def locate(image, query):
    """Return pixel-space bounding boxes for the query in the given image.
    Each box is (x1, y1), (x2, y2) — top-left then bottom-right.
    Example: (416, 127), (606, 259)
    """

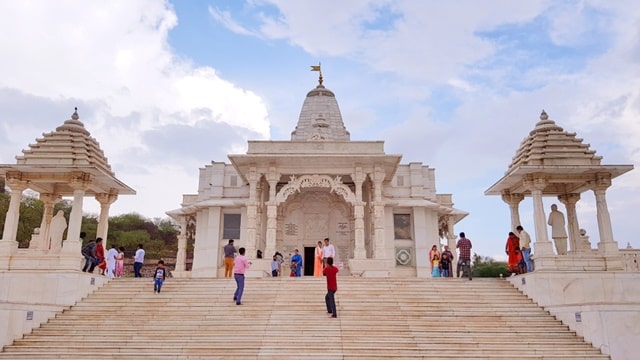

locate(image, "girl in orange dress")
(314, 241), (324, 277)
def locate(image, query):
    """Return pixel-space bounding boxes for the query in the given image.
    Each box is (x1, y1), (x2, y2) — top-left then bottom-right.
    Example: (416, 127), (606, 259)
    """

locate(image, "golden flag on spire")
(310, 65), (321, 71)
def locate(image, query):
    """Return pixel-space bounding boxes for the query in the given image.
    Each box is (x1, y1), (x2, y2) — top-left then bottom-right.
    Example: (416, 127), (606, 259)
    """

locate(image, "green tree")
(0, 193), (177, 257)
(471, 253), (508, 278)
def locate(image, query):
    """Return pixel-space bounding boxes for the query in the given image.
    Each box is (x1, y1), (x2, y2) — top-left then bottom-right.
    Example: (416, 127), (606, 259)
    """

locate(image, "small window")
(393, 214), (412, 239)
(223, 214), (241, 239)
(230, 175), (238, 187)
(397, 176), (404, 186)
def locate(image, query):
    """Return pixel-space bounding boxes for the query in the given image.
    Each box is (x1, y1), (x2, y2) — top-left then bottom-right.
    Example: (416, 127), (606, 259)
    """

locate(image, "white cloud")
(0, 0), (270, 217)
(208, 6), (257, 36)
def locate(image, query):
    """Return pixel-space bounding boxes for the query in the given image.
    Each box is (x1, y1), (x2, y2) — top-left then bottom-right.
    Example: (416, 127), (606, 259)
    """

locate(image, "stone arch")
(275, 174), (356, 205)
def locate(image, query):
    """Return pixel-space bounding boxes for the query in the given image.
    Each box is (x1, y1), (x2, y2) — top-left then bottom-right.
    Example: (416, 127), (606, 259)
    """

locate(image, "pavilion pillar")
(0, 174), (27, 269)
(353, 167), (366, 259)
(590, 174), (622, 270)
(31, 193), (60, 251)
(62, 173), (91, 255)
(372, 167), (387, 259)
(446, 215), (457, 265)
(558, 193), (581, 254)
(264, 168), (279, 258)
(501, 191), (524, 231)
(523, 176), (554, 256)
(174, 216), (188, 272)
(245, 168), (259, 257)
(95, 192), (118, 249)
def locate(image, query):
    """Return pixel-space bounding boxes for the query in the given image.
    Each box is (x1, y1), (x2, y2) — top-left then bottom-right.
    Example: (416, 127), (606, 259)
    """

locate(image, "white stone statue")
(547, 204), (568, 255)
(48, 210), (67, 254)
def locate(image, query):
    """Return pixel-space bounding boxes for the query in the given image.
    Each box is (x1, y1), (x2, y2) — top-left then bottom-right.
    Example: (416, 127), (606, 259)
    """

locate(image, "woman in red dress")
(505, 232), (520, 275)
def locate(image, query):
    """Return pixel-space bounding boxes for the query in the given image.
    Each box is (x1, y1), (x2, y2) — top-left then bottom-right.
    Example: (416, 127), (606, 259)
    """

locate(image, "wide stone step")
(0, 278), (608, 359)
(0, 355), (612, 360)
(1, 343), (605, 354)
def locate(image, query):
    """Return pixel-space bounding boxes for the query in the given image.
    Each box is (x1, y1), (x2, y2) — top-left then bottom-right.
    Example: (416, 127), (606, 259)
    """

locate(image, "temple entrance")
(277, 189), (355, 275)
(304, 247), (314, 276)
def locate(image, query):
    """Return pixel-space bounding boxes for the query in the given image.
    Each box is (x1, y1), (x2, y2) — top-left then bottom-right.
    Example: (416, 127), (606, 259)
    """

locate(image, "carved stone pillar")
(353, 167), (366, 259)
(590, 174), (622, 269)
(446, 215), (457, 265)
(62, 172), (91, 254)
(558, 193), (581, 254)
(175, 216), (188, 272)
(372, 167), (386, 259)
(31, 193), (60, 251)
(523, 176), (554, 256)
(264, 168), (279, 257)
(501, 191), (524, 231)
(1, 173), (27, 243)
(95, 192), (118, 249)
(265, 204), (277, 258)
(0, 173), (27, 269)
(245, 168), (259, 256)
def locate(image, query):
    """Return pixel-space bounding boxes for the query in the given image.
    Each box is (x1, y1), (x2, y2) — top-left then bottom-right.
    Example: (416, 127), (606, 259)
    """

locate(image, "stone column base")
(597, 241), (623, 271)
(57, 253), (84, 271)
(534, 241), (555, 256)
(0, 240), (19, 270)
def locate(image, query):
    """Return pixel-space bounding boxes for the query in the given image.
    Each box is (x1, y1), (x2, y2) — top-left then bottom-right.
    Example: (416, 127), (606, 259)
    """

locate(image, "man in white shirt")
(322, 237), (335, 269)
(106, 244), (118, 278)
(134, 244), (145, 277)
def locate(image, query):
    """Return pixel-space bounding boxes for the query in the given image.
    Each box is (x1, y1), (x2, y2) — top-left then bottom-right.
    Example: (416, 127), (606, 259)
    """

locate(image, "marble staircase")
(0, 277), (609, 359)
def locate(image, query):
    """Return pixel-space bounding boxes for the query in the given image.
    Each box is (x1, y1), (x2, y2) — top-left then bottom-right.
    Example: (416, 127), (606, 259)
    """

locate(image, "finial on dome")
(310, 62), (323, 85)
(72, 107), (79, 120)
(540, 110), (548, 121)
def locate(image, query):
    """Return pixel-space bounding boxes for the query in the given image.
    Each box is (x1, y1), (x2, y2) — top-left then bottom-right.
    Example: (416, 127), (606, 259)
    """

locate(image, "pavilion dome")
(507, 110), (602, 172)
(15, 108), (114, 176)
(290, 80), (351, 141)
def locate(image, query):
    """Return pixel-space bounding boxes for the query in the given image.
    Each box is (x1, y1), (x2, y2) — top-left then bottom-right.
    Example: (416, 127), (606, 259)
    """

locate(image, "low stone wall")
(509, 271), (640, 360)
(0, 270), (109, 348)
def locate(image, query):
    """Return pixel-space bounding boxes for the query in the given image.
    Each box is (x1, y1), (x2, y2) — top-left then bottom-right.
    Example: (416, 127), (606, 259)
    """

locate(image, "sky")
(1, 0), (639, 261)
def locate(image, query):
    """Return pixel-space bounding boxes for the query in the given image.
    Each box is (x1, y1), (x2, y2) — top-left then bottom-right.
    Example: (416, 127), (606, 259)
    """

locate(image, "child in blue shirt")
(153, 260), (167, 293)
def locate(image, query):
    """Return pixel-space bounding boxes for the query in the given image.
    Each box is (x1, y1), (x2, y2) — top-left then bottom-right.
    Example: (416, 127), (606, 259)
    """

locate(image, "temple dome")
(290, 82), (350, 141)
(507, 110), (602, 172)
(16, 108), (114, 176)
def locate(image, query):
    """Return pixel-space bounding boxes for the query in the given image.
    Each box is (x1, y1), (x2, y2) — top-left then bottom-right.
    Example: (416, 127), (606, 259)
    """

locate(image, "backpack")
(82, 241), (96, 256)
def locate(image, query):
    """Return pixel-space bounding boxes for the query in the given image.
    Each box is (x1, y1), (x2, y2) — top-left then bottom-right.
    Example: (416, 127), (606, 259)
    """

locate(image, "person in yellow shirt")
(516, 225), (532, 272)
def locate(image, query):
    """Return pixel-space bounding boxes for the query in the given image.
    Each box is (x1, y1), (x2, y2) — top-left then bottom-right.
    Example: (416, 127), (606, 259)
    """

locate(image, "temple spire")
(310, 63), (323, 86)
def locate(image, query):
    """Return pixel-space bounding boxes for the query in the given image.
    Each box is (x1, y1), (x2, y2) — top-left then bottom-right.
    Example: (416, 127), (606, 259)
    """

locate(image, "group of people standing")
(505, 225), (532, 275)
(81, 233), (146, 279)
(430, 232), (473, 280)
